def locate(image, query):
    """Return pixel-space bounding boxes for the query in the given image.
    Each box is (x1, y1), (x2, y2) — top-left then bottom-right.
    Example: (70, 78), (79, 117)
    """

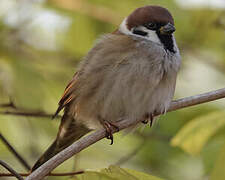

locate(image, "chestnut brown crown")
(127, 5), (174, 30)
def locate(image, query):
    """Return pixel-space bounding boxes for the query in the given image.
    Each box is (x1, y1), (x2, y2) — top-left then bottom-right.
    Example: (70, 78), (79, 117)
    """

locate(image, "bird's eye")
(145, 23), (157, 30)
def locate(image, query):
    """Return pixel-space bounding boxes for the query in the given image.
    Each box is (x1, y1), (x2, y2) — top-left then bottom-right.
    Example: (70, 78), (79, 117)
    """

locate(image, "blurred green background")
(0, 0), (225, 180)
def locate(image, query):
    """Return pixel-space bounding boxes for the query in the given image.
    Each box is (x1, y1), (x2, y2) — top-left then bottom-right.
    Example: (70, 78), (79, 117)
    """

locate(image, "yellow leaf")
(210, 143), (225, 180)
(73, 165), (163, 180)
(171, 111), (225, 155)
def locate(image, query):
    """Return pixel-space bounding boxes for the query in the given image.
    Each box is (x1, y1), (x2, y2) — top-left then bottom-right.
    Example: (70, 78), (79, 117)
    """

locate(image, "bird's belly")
(76, 73), (175, 130)
(149, 80), (174, 114)
(121, 81), (173, 120)
(100, 76), (174, 125)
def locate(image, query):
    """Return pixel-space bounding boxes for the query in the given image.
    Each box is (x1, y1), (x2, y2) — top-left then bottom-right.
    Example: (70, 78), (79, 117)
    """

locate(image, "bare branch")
(0, 133), (31, 170)
(167, 87), (225, 113)
(114, 140), (145, 166)
(0, 160), (24, 180)
(135, 131), (172, 141)
(26, 88), (225, 180)
(0, 102), (16, 108)
(0, 102), (60, 119)
(0, 111), (61, 118)
(115, 131), (172, 165)
(0, 100), (61, 118)
(50, 0), (122, 25)
(0, 171), (84, 177)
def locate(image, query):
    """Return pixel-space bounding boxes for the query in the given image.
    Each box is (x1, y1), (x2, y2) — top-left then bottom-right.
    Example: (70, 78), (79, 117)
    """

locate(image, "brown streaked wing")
(53, 72), (79, 119)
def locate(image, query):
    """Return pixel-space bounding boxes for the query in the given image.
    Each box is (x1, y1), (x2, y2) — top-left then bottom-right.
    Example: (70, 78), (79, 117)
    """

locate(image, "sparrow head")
(119, 5), (177, 53)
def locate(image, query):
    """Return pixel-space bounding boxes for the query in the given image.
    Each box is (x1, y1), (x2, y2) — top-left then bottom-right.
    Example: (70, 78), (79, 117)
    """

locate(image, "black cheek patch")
(133, 29), (148, 36)
(156, 32), (175, 53)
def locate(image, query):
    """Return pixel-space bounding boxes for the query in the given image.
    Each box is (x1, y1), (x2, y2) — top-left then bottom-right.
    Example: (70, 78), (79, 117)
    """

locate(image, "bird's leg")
(99, 117), (119, 145)
(142, 113), (150, 124)
(149, 113), (155, 127)
(142, 112), (155, 127)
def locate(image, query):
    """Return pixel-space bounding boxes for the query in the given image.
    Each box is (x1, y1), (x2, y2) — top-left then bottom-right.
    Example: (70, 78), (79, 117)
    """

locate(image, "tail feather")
(31, 114), (90, 171)
(31, 140), (59, 171)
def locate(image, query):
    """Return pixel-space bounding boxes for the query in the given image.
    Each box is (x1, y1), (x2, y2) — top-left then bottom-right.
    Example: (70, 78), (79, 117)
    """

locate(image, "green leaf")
(73, 165), (163, 180)
(210, 143), (225, 180)
(171, 111), (225, 155)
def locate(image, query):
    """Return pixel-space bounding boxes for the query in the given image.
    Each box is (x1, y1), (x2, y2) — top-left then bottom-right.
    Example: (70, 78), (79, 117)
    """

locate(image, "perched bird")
(32, 5), (181, 171)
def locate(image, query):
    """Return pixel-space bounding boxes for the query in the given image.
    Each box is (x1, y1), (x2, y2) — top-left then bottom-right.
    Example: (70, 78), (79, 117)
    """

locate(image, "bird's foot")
(100, 119), (119, 145)
(142, 113), (155, 127)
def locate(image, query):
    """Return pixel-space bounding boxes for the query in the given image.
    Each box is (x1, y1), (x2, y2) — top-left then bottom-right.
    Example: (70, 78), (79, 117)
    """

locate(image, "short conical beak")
(160, 23), (176, 35)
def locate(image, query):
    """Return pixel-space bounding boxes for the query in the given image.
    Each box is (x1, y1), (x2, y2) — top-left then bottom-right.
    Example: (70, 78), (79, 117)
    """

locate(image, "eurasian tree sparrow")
(32, 5), (181, 171)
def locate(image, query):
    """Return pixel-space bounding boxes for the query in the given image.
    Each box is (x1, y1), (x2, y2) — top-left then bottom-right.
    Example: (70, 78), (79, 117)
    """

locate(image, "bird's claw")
(100, 119), (119, 145)
(142, 113), (155, 127)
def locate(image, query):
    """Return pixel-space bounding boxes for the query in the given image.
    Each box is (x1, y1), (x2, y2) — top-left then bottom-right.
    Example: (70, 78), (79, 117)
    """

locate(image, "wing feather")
(53, 72), (79, 119)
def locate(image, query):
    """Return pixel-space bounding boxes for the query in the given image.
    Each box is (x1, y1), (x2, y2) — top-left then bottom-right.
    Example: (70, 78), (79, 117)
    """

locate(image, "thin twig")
(0, 111), (61, 118)
(0, 101), (61, 118)
(26, 88), (225, 180)
(0, 133), (31, 170)
(0, 160), (24, 180)
(114, 140), (145, 165)
(0, 171), (84, 177)
(135, 131), (172, 141)
(0, 100), (60, 118)
(115, 132), (172, 165)
(0, 102), (16, 108)
(50, 0), (122, 25)
(167, 88), (225, 113)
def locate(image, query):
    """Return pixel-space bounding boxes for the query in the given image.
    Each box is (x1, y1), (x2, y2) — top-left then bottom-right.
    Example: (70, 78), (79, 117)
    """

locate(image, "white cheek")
(119, 18), (161, 44)
(119, 18), (131, 35)
(137, 26), (161, 44)
(146, 30), (161, 44)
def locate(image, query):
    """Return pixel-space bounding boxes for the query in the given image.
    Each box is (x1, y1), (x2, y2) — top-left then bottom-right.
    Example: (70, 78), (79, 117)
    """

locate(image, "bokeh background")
(0, 0), (225, 180)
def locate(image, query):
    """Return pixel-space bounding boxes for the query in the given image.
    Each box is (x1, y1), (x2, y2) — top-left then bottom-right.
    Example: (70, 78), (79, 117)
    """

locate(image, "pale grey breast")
(72, 34), (181, 129)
